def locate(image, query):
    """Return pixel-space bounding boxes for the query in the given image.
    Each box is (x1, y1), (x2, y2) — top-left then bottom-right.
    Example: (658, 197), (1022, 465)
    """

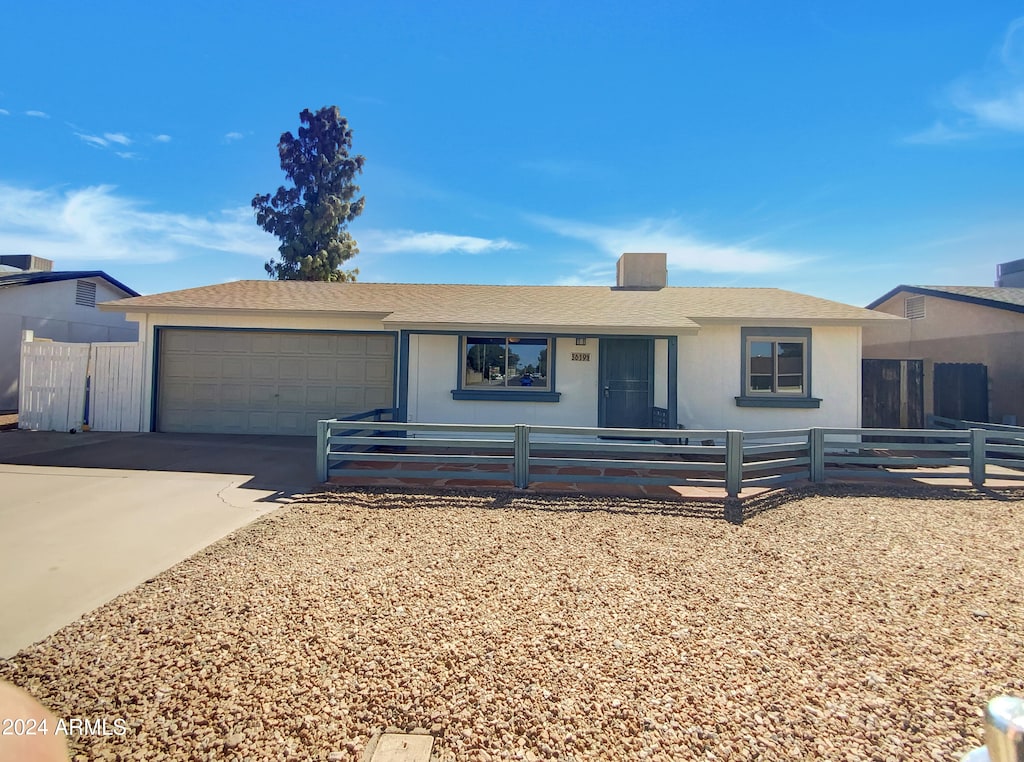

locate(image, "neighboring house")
(864, 260), (1024, 425)
(0, 255), (140, 411)
(100, 252), (898, 436)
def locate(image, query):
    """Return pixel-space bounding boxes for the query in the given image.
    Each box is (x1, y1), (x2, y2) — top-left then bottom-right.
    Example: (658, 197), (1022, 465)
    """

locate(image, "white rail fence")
(19, 331), (146, 432)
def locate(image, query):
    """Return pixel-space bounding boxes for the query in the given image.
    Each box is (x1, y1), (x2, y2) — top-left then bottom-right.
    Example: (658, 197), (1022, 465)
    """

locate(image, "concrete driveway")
(0, 430), (318, 657)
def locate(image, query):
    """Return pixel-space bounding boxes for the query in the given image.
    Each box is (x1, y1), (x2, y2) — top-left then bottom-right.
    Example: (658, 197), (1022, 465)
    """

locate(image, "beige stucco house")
(100, 253), (897, 436)
(864, 283), (1024, 425)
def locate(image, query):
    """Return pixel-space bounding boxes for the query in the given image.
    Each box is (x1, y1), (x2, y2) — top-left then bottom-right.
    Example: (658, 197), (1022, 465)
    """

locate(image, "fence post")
(316, 420), (330, 482)
(809, 428), (825, 483)
(969, 428), (986, 488)
(725, 430), (743, 498)
(514, 424), (530, 489)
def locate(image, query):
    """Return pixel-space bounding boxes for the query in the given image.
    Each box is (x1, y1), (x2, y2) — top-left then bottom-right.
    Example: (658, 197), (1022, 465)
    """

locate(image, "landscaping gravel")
(2, 486), (1022, 761)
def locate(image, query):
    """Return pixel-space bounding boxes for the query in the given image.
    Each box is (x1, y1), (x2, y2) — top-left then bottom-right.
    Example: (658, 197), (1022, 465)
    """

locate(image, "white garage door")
(156, 329), (395, 435)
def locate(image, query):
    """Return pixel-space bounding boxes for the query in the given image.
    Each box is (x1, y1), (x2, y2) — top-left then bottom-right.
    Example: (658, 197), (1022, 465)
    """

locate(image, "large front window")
(463, 336), (550, 390)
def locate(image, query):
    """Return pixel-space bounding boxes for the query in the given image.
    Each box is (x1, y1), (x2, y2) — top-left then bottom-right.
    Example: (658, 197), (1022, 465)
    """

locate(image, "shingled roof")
(867, 285), (1024, 314)
(102, 280), (897, 332)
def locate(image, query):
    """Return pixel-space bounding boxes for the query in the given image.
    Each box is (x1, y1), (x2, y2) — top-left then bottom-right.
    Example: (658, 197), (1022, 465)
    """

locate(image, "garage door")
(156, 329), (394, 435)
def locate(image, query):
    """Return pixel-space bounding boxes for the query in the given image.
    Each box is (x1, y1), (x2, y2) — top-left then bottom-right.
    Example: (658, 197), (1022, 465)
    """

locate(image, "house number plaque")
(571, 352), (591, 361)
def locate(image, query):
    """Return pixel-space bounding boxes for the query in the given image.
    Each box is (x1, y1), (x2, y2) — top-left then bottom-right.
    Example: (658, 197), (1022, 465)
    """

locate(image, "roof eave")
(98, 303), (393, 320)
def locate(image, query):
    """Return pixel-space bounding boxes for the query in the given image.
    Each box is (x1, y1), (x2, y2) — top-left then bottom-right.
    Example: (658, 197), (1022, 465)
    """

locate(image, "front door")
(599, 338), (653, 428)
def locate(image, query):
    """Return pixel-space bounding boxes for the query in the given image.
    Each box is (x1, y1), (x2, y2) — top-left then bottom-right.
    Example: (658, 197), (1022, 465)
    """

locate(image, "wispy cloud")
(528, 215), (807, 274)
(0, 184), (277, 264)
(104, 132), (131, 145)
(25, 110), (49, 118)
(224, 131), (245, 142)
(903, 120), (973, 145)
(115, 152), (138, 160)
(909, 16), (1024, 142)
(75, 132), (109, 148)
(0, 109), (9, 116)
(358, 229), (520, 255)
(153, 134), (172, 143)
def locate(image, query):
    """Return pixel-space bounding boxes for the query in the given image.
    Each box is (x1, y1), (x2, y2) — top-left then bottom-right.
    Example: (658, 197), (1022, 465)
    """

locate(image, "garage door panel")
(221, 357), (248, 379)
(221, 384), (250, 405)
(366, 336), (393, 356)
(193, 384), (220, 404)
(278, 360), (305, 380)
(191, 357), (222, 379)
(250, 333), (281, 353)
(249, 358), (277, 380)
(305, 386), (333, 406)
(334, 361), (365, 383)
(365, 360), (392, 383)
(307, 359), (335, 381)
(338, 335), (375, 356)
(158, 329), (394, 435)
(249, 385), (277, 405)
(307, 335), (336, 354)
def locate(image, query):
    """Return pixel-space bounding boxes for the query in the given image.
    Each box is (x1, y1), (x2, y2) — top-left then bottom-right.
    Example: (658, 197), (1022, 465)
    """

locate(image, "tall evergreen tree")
(253, 106), (366, 281)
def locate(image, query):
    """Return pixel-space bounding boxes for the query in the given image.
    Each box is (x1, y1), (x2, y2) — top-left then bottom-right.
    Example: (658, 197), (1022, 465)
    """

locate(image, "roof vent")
(0, 255), (54, 272)
(615, 252), (667, 290)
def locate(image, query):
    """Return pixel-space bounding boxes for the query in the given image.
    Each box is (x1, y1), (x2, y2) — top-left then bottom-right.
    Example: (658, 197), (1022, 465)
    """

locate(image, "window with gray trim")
(463, 336), (550, 390)
(747, 337), (806, 394)
(736, 327), (820, 408)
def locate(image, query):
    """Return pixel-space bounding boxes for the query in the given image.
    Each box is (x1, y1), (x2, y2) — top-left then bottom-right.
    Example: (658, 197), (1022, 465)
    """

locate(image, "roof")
(0, 270), (140, 297)
(866, 285), (1024, 315)
(101, 280), (897, 332)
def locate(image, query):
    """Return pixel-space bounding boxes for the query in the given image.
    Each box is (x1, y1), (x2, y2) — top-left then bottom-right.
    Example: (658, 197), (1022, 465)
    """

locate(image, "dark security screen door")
(600, 339), (653, 428)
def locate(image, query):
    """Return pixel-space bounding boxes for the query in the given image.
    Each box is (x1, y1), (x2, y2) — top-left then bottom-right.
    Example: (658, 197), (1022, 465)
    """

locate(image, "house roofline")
(98, 303), (392, 320)
(0, 270), (140, 297)
(866, 285), (1024, 315)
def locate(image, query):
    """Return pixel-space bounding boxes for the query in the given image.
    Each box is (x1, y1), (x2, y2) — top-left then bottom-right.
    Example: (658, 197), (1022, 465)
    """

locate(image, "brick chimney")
(615, 252), (667, 290)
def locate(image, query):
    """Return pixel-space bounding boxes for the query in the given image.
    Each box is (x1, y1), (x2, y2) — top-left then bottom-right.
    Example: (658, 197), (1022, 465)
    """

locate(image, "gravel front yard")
(2, 487), (1022, 761)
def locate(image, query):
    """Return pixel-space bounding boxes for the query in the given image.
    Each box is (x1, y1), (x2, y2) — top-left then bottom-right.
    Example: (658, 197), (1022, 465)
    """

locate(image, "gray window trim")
(453, 334), (561, 403)
(735, 327), (821, 409)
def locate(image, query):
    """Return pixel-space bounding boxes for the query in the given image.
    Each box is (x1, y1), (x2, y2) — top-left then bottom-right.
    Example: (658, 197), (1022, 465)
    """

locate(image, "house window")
(464, 336), (550, 390)
(453, 335), (561, 402)
(736, 328), (821, 408)
(75, 280), (97, 307)
(905, 295), (925, 319)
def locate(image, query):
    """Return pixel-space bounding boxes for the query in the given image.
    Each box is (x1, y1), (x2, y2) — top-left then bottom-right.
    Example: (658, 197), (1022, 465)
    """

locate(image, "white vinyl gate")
(19, 331), (146, 432)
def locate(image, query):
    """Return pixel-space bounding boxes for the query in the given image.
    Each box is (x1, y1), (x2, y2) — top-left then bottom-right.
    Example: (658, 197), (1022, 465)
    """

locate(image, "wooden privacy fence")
(318, 412), (1024, 509)
(19, 331), (145, 432)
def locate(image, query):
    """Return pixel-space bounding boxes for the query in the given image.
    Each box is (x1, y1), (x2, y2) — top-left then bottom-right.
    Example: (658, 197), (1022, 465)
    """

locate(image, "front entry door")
(600, 338), (653, 428)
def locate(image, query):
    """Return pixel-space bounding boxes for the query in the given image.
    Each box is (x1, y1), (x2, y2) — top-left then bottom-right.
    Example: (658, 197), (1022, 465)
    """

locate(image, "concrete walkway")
(0, 431), (317, 658)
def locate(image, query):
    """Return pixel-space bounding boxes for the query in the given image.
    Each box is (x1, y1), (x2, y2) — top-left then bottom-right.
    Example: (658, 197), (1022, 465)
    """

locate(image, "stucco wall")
(0, 279), (138, 410)
(406, 334), (601, 426)
(863, 292), (1024, 423)
(676, 324), (862, 431)
(125, 313), (865, 432)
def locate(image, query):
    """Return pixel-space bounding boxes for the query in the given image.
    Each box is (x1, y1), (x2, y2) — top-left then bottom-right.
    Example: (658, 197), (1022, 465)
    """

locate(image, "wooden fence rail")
(319, 416), (1024, 514)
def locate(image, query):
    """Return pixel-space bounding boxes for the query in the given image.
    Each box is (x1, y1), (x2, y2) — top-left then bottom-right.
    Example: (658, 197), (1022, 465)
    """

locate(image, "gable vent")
(75, 280), (97, 307)
(904, 295), (925, 320)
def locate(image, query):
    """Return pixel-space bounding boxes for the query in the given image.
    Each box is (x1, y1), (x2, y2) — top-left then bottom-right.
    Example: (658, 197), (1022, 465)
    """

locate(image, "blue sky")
(1, 2), (1023, 306)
